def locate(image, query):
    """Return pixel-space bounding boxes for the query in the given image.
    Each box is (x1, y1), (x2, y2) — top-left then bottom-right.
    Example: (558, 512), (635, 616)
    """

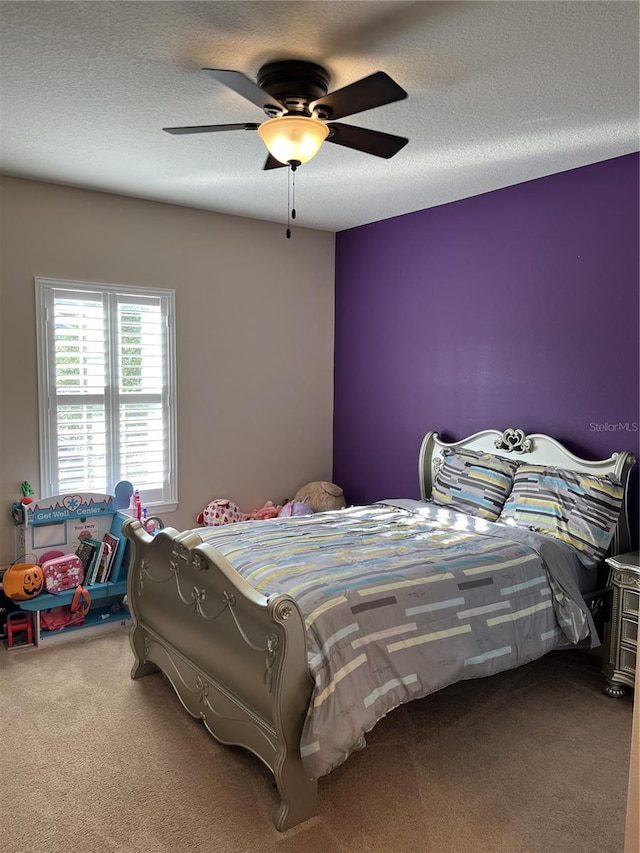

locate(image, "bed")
(122, 427), (635, 830)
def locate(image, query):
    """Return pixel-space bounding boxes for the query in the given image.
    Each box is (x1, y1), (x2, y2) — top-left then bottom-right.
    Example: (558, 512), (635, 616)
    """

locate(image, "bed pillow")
(431, 448), (520, 521)
(499, 464), (623, 568)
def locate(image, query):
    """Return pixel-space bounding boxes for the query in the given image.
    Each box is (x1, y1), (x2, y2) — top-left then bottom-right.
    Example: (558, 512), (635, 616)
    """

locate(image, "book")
(91, 545), (105, 585)
(82, 538), (104, 585)
(100, 533), (119, 582)
(96, 541), (113, 583)
(75, 539), (98, 575)
(107, 514), (129, 583)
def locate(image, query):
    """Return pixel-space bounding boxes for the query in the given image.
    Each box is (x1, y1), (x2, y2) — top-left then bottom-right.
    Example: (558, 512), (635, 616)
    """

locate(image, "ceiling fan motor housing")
(257, 60), (331, 117)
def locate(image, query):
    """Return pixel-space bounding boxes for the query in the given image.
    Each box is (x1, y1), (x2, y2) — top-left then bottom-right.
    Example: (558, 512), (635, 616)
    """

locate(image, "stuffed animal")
(292, 481), (346, 513)
(197, 499), (242, 527)
(278, 500), (313, 518)
(243, 501), (282, 521)
(197, 499), (284, 526)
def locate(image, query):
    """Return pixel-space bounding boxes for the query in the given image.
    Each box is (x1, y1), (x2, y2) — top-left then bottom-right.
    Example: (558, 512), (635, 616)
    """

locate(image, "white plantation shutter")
(52, 290), (108, 493)
(36, 279), (177, 509)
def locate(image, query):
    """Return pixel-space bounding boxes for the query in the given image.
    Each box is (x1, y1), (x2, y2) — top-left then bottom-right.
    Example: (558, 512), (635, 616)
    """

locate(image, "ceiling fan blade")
(202, 68), (284, 114)
(263, 153), (287, 170)
(311, 72), (407, 121)
(326, 123), (408, 159)
(163, 123), (260, 135)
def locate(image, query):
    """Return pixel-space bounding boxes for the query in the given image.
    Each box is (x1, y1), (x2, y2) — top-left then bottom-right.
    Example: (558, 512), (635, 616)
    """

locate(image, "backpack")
(40, 586), (91, 631)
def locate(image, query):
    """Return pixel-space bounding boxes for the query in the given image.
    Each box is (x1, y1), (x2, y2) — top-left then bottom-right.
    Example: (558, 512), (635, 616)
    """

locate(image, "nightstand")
(603, 551), (639, 697)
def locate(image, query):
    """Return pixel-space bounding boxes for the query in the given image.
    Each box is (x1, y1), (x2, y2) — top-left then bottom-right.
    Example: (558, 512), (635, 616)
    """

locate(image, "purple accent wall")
(334, 153), (639, 544)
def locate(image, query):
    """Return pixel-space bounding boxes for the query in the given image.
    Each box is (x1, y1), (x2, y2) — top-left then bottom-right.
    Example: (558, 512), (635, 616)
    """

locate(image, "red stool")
(6, 611), (33, 648)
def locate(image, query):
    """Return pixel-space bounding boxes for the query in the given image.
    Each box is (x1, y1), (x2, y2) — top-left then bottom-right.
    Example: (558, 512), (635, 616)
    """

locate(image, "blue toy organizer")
(11, 489), (132, 646)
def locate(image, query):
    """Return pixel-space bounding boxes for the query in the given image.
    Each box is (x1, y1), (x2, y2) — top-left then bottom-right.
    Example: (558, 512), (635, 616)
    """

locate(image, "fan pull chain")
(286, 165), (291, 239)
(286, 161), (299, 239)
(292, 166), (297, 221)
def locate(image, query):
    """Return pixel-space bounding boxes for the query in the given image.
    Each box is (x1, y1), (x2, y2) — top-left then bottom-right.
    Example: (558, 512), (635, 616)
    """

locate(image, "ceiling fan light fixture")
(257, 115), (329, 165)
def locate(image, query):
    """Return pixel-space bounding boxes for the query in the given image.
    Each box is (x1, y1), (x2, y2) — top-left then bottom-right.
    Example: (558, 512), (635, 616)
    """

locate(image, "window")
(35, 278), (177, 511)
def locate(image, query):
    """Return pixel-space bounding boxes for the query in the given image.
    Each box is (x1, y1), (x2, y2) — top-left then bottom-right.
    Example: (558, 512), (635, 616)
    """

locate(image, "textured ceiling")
(1, 1), (638, 232)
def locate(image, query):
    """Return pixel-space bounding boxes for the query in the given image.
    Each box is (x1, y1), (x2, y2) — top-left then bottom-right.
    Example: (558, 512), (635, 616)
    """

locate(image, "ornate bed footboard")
(123, 519), (317, 831)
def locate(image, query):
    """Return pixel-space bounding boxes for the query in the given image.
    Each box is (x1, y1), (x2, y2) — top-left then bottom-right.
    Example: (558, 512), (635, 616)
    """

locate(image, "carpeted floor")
(0, 627), (633, 853)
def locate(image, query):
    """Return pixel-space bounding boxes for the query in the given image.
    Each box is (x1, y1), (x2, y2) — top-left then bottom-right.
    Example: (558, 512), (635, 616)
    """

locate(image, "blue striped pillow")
(499, 465), (623, 568)
(431, 448), (520, 521)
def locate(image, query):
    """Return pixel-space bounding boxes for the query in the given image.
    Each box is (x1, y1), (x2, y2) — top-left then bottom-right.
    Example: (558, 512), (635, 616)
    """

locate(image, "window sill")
(120, 501), (178, 517)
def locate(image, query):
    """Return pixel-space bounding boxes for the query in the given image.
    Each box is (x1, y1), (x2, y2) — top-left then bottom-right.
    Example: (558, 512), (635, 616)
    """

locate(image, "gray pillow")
(432, 448), (520, 521)
(499, 464), (623, 568)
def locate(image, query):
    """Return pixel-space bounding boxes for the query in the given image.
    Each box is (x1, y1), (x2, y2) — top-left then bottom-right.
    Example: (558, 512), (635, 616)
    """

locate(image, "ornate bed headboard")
(418, 427), (636, 557)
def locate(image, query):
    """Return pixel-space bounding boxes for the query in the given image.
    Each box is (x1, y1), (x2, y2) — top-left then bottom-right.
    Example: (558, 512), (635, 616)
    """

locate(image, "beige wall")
(0, 177), (335, 566)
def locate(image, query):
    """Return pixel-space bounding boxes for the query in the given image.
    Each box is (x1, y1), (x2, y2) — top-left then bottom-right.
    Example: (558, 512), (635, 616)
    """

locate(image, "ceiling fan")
(163, 60), (409, 169)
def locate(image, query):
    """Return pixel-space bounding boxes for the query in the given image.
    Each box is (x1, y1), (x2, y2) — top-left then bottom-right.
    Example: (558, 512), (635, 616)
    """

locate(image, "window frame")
(35, 277), (178, 512)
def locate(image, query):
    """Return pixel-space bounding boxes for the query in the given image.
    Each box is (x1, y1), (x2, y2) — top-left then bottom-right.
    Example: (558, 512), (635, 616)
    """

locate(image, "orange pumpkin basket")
(2, 563), (45, 601)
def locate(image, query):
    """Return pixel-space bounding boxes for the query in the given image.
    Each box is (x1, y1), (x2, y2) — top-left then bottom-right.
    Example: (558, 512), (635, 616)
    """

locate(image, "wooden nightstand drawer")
(622, 589), (639, 617)
(604, 552), (640, 697)
(621, 618), (638, 646)
(620, 645), (637, 676)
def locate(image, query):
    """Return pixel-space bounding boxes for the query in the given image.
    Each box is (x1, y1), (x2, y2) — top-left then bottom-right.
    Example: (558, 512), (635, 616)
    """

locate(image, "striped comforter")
(199, 500), (596, 779)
